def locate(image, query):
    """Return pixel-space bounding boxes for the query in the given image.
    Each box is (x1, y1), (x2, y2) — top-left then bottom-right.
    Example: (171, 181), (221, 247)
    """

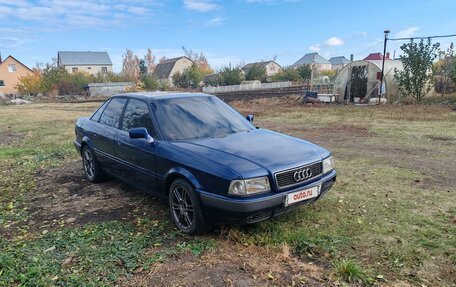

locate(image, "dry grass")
(0, 100), (455, 286)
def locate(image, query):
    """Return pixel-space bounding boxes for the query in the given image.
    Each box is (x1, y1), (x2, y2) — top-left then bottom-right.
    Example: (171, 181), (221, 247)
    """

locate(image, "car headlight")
(322, 156), (334, 174)
(228, 176), (271, 196)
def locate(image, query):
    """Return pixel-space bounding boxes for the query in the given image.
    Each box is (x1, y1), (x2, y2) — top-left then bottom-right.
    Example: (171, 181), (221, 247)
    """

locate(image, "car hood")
(171, 129), (328, 178)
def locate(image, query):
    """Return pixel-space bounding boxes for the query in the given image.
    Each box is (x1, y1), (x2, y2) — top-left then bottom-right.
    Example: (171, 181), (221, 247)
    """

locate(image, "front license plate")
(285, 185), (320, 207)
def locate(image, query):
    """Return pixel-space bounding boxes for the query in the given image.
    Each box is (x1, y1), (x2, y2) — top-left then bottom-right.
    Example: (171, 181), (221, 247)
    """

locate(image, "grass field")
(0, 98), (455, 286)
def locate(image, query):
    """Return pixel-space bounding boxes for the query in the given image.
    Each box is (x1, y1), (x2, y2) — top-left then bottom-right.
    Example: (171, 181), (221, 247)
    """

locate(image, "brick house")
(0, 55), (33, 97)
(57, 51), (113, 75)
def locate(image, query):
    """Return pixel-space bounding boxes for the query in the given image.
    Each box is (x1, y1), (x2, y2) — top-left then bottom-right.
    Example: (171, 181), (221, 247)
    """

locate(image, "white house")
(57, 51), (113, 75)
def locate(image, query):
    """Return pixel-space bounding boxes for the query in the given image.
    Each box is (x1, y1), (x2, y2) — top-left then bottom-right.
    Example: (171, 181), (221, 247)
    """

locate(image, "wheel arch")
(163, 167), (202, 197)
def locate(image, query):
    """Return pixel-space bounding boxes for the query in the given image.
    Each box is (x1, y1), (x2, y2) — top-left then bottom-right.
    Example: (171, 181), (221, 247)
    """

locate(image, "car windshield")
(153, 96), (253, 141)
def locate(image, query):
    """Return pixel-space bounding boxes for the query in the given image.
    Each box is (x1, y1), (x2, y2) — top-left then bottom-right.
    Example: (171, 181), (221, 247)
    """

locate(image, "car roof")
(111, 92), (214, 102)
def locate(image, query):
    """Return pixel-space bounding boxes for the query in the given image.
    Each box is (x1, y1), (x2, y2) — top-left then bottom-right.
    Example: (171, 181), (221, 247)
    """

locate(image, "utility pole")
(379, 30), (390, 104)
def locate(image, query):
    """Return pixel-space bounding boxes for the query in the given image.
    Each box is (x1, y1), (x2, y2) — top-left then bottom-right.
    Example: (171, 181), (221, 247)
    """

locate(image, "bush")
(141, 74), (159, 90)
(16, 72), (43, 97)
(271, 67), (301, 82)
(219, 66), (244, 85)
(245, 64), (266, 81)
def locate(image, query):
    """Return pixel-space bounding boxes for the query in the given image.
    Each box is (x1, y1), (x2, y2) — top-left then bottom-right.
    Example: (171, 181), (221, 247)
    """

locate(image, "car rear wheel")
(82, 146), (105, 183)
(169, 179), (210, 235)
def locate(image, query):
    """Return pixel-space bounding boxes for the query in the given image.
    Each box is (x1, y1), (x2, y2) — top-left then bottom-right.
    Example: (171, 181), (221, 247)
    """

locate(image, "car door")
(92, 98), (127, 173)
(115, 98), (158, 192)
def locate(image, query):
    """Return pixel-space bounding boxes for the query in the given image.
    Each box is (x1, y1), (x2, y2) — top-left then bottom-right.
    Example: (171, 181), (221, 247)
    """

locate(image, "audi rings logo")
(293, 168), (312, 182)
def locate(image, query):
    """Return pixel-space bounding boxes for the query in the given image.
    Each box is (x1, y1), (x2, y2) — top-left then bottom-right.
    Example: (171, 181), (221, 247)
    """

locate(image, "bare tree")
(182, 46), (213, 75)
(158, 56), (168, 64)
(144, 48), (156, 74)
(122, 49), (140, 81)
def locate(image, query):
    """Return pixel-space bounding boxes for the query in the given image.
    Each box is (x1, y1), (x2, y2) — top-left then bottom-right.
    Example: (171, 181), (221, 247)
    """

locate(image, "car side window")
(99, 98), (127, 128)
(121, 99), (155, 135)
(90, 100), (110, 122)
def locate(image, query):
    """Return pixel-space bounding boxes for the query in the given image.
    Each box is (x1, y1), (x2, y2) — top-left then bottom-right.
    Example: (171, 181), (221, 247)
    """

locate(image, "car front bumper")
(198, 170), (336, 224)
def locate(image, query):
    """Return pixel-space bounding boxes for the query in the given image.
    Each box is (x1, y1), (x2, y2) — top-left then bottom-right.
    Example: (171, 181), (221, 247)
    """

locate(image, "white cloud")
(0, 1), (158, 29)
(309, 44), (320, 52)
(184, 0), (218, 12)
(206, 16), (224, 26)
(324, 37), (344, 47)
(394, 27), (419, 38)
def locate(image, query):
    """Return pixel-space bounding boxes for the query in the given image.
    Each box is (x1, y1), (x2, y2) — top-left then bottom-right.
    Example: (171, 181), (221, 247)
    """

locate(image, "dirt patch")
(25, 161), (166, 233)
(124, 241), (330, 287)
(0, 131), (23, 146)
(425, 135), (455, 142)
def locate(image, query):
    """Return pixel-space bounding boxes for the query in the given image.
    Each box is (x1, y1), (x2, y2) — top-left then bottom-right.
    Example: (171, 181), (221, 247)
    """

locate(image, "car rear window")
(99, 98), (126, 128)
(121, 99), (155, 135)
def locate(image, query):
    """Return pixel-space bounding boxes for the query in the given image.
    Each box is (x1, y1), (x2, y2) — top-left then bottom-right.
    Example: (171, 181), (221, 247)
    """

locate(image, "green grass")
(1, 101), (455, 286)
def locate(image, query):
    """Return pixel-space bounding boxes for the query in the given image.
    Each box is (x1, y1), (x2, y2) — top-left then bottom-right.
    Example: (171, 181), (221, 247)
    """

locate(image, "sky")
(1, 0), (456, 72)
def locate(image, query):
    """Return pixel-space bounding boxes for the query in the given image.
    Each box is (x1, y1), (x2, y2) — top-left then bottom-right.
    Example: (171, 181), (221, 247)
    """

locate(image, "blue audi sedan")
(74, 92), (336, 234)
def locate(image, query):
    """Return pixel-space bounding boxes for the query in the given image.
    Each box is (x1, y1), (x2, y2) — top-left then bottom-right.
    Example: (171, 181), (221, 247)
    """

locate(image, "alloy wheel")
(171, 186), (194, 230)
(83, 149), (95, 180)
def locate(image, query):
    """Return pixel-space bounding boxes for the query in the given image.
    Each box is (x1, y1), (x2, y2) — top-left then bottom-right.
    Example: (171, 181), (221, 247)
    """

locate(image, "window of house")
(99, 98), (127, 128)
(72, 67), (78, 73)
(0, 80), (4, 86)
(101, 67), (107, 73)
(121, 99), (155, 135)
(8, 64), (17, 72)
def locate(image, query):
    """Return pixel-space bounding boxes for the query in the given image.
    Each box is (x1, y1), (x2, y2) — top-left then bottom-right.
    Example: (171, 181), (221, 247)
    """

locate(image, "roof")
(363, 53), (390, 61)
(292, 53), (330, 67)
(242, 61), (279, 73)
(112, 92), (211, 102)
(328, 56), (351, 65)
(154, 56), (192, 79)
(0, 55), (33, 72)
(58, 51), (112, 66)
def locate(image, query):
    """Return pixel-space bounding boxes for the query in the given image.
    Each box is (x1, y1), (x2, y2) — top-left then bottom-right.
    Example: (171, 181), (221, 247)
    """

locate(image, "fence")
(87, 82), (134, 97)
(203, 81), (292, 94)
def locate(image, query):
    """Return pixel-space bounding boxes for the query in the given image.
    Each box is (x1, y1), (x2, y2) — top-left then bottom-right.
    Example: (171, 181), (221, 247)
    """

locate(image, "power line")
(353, 40), (384, 57)
(388, 33), (456, 41)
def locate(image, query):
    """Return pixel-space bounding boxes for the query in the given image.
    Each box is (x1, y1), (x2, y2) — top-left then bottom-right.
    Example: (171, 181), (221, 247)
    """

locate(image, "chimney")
(350, 54), (354, 62)
(0, 52), (2, 64)
(386, 52), (390, 60)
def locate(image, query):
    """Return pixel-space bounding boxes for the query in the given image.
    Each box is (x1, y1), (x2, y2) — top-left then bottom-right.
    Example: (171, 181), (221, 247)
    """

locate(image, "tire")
(169, 179), (211, 235)
(81, 145), (106, 183)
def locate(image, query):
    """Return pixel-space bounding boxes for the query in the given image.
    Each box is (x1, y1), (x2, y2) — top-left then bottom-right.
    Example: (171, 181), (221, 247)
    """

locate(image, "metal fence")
(87, 82), (134, 97)
(203, 81), (292, 94)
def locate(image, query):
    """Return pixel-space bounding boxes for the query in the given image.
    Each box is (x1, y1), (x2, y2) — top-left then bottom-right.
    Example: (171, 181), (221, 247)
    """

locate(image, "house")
(328, 56), (351, 71)
(0, 54), (33, 96)
(292, 53), (331, 71)
(242, 61), (282, 77)
(154, 56), (193, 85)
(363, 52), (390, 61)
(57, 51), (113, 75)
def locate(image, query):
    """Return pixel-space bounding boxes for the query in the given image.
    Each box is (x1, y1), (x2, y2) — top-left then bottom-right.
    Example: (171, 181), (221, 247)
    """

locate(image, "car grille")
(275, 162), (322, 189)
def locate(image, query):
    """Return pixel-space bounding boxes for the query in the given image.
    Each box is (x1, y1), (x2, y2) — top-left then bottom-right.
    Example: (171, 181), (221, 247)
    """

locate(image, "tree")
(245, 64), (266, 81)
(16, 71), (43, 96)
(271, 67), (301, 82)
(139, 59), (147, 75)
(297, 65), (311, 80)
(122, 49), (140, 81)
(182, 46), (214, 76)
(41, 66), (71, 93)
(141, 74), (159, 90)
(219, 65), (244, 85)
(434, 43), (456, 95)
(172, 64), (202, 88)
(394, 39), (440, 102)
(144, 48), (156, 74)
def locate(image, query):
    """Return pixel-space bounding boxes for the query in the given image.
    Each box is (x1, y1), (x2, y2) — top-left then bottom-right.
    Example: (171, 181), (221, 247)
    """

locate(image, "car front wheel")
(169, 179), (210, 235)
(82, 146), (105, 183)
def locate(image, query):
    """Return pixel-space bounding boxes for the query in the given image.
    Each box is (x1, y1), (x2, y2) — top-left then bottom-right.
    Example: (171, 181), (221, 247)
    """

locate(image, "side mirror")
(129, 127), (154, 143)
(246, 114), (254, 123)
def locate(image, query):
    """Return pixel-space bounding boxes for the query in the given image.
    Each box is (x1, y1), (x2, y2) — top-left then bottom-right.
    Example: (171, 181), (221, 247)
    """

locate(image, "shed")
(333, 59), (403, 103)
